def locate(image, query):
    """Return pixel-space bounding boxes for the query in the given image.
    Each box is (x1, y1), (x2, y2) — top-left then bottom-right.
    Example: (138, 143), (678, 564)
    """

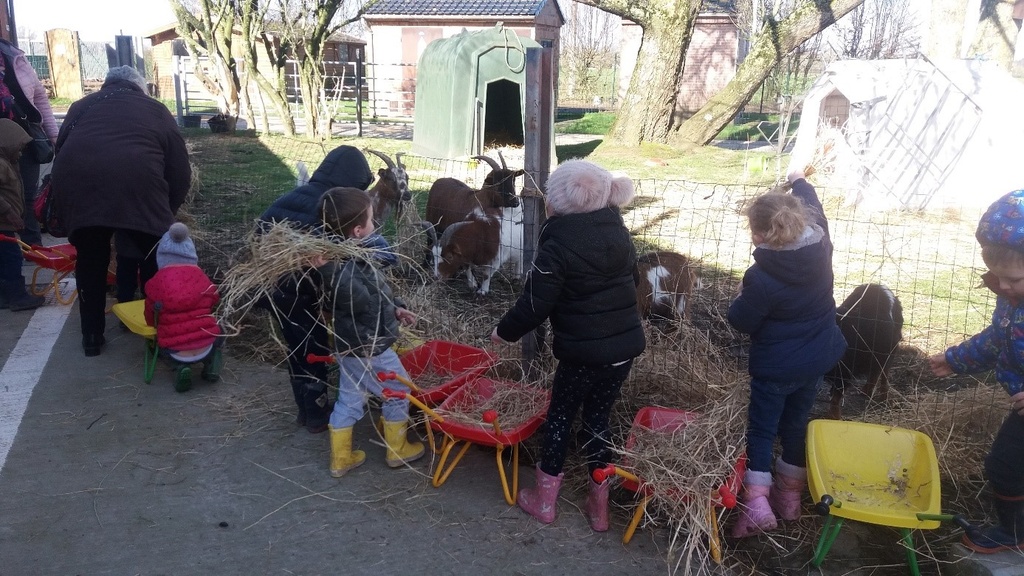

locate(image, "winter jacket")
(51, 78), (191, 238)
(727, 179), (847, 380)
(0, 40), (58, 142)
(319, 254), (405, 358)
(145, 264), (221, 352)
(259, 145), (374, 230)
(495, 207), (646, 366)
(0, 119), (29, 231)
(944, 273), (1024, 396)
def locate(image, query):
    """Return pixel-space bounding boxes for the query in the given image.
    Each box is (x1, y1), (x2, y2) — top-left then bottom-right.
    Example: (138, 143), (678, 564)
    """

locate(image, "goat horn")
(497, 150), (507, 169)
(365, 149), (395, 170)
(395, 152), (406, 169)
(472, 155), (501, 171)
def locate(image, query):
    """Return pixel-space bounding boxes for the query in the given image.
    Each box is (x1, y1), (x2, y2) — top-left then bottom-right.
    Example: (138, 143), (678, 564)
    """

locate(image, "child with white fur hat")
(144, 222), (223, 391)
(490, 159), (646, 530)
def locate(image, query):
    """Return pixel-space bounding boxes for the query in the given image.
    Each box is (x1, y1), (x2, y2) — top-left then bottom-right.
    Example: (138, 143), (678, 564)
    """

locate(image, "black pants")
(18, 158), (41, 246)
(986, 410), (1024, 497)
(539, 359), (633, 477)
(70, 227), (159, 336)
(268, 277), (332, 427)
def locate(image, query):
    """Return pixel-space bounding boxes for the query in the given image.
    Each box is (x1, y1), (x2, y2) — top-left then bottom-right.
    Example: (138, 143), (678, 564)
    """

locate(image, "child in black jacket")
(491, 160), (646, 530)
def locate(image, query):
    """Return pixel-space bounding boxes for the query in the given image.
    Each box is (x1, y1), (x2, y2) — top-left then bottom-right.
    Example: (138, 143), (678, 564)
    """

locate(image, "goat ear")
(378, 168), (388, 177)
(515, 169), (525, 177)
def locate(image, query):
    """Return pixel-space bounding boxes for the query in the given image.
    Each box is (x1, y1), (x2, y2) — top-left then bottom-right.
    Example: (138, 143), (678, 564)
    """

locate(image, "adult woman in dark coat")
(53, 66), (192, 356)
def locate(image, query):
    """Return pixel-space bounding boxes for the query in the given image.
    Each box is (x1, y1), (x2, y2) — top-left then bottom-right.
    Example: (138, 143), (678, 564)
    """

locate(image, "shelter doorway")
(483, 79), (524, 148)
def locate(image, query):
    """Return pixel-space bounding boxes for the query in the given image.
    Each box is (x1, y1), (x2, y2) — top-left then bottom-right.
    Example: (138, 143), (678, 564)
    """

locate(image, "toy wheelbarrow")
(807, 419), (973, 576)
(0, 235), (78, 304)
(590, 406), (746, 564)
(382, 376), (550, 506)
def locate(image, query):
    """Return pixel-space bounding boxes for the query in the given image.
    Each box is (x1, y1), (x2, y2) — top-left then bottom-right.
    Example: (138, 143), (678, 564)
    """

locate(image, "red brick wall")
(676, 15), (738, 113)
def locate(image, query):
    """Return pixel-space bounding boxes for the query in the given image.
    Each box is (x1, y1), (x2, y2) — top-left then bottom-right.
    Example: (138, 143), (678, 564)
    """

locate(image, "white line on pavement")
(0, 282), (74, 473)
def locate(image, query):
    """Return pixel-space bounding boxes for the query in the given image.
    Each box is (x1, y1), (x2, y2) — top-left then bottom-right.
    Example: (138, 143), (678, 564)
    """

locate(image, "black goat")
(826, 283), (904, 419)
(365, 149), (410, 227)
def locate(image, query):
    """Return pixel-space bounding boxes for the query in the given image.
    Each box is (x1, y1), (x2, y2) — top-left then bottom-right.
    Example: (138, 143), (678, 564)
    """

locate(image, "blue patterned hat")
(977, 190), (1024, 247)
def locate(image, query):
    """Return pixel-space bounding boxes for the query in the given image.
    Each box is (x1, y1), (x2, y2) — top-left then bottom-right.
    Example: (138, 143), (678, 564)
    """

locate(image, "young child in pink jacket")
(145, 222), (223, 391)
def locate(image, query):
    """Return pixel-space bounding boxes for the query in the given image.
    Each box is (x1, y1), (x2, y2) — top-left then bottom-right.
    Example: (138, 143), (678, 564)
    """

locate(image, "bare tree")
(830, 0), (921, 59)
(578, 0), (865, 147)
(561, 1), (619, 104)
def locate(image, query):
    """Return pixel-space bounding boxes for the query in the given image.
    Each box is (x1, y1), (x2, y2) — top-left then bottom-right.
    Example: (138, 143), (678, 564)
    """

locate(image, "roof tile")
(365, 0), (549, 16)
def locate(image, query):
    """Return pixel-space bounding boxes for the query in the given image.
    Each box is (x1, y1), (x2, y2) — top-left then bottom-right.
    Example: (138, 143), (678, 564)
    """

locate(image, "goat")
(435, 206), (523, 296)
(635, 251), (702, 329)
(826, 283), (904, 419)
(365, 149), (410, 227)
(424, 152), (523, 236)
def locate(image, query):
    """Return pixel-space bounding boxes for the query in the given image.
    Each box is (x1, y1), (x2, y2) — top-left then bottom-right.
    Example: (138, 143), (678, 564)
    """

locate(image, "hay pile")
(436, 383), (548, 429)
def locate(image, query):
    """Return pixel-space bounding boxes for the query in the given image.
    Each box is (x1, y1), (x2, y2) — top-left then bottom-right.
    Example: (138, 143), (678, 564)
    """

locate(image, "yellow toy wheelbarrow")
(807, 419), (973, 576)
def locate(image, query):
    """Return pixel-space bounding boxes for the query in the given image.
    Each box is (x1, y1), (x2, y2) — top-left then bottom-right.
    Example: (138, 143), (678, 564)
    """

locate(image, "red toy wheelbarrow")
(592, 406), (746, 564)
(0, 236), (78, 304)
(383, 375), (550, 505)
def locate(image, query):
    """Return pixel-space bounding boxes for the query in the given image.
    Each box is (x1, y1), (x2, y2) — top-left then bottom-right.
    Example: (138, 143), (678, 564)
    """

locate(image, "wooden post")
(172, 55), (184, 124)
(355, 48), (364, 138)
(520, 44), (554, 379)
(44, 29), (84, 100)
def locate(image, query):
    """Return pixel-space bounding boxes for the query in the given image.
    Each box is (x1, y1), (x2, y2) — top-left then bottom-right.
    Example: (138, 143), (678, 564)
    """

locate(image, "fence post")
(172, 55), (184, 124)
(521, 43), (554, 379)
(355, 48), (363, 138)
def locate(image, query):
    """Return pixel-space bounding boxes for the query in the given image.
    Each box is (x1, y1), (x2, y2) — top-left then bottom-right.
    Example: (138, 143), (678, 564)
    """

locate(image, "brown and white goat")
(635, 251), (702, 328)
(435, 206), (523, 296)
(424, 152), (523, 235)
(826, 283), (904, 419)
(365, 149), (410, 227)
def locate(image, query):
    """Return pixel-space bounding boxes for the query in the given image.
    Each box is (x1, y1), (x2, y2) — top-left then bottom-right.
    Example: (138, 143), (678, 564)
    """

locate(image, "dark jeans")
(745, 375), (822, 473)
(268, 277), (332, 427)
(70, 227), (159, 336)
(19, 158), (41, 246)
(986, 410), (1024, 497)
(0, 230), (23, 282)
(539, 359), (633, 477)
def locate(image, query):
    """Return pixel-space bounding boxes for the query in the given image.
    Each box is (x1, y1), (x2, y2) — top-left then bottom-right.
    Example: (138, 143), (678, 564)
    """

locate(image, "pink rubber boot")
(731, 472), (777, 538)
(769, 457), (807, 521)
(518, 466), (563, 524)
(585, 477), (610, 532)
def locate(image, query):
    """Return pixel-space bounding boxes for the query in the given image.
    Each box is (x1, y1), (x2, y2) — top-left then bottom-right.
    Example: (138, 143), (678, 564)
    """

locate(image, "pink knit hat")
(545, 160), (635, 215)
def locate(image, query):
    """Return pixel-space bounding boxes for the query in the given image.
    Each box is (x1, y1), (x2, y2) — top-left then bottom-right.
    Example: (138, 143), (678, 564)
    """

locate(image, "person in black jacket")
(727, 170), (846, 538)
(53, 66), (191, 356)
(491, 159), (645, 531)
(258, 145), (392, 434)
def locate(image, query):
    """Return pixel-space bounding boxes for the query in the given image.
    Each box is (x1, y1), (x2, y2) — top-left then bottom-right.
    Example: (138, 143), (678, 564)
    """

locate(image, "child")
(317, 187), (423, 477)
(0, 118), (43, 311)
(258, 145), (386, 434)
(929, 188), (1024, 553)
(490, 160), (645, 530)
(727, 170), (846, 537)
(144, 222), (223, 391)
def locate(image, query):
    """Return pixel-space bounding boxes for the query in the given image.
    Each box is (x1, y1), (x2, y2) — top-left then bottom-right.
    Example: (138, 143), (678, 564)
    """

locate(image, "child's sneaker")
(174, 365), (193, 392)
(201, 348), (223, 382)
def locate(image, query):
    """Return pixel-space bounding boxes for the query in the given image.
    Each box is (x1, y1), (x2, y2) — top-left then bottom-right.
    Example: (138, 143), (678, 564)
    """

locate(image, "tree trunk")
(674, 0), (866, 147)
(606, 4), (700, 145)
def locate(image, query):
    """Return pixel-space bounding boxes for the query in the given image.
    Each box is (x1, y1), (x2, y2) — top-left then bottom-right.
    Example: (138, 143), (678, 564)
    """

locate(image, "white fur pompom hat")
(156, 222), (197, 268)
(545, 159), (635, 216)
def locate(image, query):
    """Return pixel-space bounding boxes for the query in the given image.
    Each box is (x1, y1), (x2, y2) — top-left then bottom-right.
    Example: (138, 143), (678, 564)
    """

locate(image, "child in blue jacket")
(727, 170), (846, 537)
(929, 188), (1024, 553)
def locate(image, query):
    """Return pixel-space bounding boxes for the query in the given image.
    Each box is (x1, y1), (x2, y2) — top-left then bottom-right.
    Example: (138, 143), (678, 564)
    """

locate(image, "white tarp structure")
(788, 57), (1024, 210)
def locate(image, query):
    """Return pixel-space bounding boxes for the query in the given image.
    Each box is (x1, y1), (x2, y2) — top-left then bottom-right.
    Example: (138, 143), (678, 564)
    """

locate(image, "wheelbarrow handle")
(381, 388), (442, 422)
(592, 464), (639, 484)
(814, 494), (839, 516)
(482, 409), (501, 436)
(376, 371), (421, 392)
(916, 513), (975, 531)
(306, 353), (335, 364)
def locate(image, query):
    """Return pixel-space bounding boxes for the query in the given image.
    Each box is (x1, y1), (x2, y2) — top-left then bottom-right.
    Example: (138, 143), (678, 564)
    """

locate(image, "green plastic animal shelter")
(412, 24), (554, 159)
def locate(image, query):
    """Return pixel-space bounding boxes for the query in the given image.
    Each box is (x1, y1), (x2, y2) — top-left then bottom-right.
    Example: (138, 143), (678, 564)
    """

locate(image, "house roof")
(364, 0), (553, 17)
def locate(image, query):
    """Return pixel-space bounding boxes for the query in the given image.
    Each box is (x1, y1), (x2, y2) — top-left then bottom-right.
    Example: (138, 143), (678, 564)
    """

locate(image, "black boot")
(962, 493), (1024, 553)
(82, 333), (106, 357)
(292, 376), (331, 433)
(1, 278), (45, 312)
